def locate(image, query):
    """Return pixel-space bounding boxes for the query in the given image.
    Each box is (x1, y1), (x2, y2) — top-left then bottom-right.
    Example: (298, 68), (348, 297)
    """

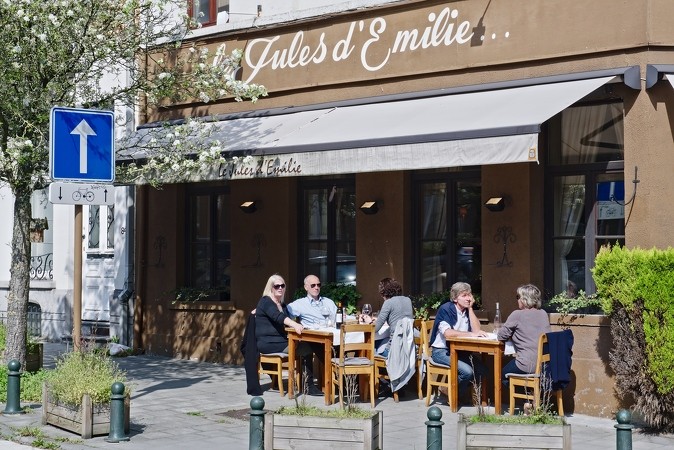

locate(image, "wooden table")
(286, 328), (335, 405)
(447, 336), (505, 414)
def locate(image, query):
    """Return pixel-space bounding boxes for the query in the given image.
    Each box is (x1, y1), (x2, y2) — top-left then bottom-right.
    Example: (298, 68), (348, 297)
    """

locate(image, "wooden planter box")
(457, 414), (571, 450)
(264, 410), (383, 450)
(25, 343), (43, 373)
(41, 383), (130, 439)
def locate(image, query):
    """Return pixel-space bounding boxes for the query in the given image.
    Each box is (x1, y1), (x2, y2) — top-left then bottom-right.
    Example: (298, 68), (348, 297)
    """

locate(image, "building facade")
(129, 0), (674, 417)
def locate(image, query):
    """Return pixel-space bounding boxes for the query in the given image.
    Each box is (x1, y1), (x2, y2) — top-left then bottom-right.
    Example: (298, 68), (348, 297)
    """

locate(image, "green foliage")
(469, 410), (563, 425)
(547, 290), (604, 320)
(276, 405), (373, 419)
(0, 366), (49, 403)
(593, 245), (674, 431)
(46, 350), (127, 406)
(410, 290), (451, 320)
(293, 282), (361, 315)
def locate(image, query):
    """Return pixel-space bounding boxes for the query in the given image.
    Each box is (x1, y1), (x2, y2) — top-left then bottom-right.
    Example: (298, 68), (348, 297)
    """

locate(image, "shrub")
(593, 245), (674, 431)
(292, 282), (361, 315)
(410, 290), (451, 319)
(46, 350), (127, 406)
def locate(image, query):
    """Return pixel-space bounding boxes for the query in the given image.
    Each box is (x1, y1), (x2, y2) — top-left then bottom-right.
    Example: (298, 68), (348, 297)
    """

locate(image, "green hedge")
(593, 245), (674, 430)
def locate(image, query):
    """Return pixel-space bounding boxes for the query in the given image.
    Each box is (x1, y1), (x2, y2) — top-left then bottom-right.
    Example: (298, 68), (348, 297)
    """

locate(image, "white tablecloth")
(306, 326), (365, 346)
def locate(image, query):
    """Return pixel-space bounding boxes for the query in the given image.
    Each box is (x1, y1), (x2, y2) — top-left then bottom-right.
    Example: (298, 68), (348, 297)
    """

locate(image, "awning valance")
(122, 71), (631, 180)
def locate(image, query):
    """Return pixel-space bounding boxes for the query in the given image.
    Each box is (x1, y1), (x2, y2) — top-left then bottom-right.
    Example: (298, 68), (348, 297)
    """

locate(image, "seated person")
(255, 274), (321, 396)
(285, 274), (336, 394)
(496, 284), (551, 386)
(361, 278), (414, 357)
(430, 281), (488, 400)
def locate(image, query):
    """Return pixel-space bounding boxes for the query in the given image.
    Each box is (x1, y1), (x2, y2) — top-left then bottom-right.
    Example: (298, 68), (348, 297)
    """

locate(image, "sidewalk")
(1, 343), (673, 449)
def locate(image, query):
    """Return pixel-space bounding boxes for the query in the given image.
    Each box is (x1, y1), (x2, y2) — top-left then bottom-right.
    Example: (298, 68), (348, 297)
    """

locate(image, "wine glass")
(320, 305), (331, 327)
(362, 304), (372, 316)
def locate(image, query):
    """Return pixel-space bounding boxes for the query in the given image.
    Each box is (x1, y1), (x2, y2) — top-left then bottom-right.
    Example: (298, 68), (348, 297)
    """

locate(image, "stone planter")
(457, 414), (571, 450)
(41, 383), (130, 439)
(264, 410), (383, 450)
(25, 343), (43, 373)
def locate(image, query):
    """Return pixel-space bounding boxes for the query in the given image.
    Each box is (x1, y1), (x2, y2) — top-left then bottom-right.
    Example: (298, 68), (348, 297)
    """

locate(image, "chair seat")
(332, 356), (373, 366)
(261, 352), (289, 357)
(506, 372), (538, 379)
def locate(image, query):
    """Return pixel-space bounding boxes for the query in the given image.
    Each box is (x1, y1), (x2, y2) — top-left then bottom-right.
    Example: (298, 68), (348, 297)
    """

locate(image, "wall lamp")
(359, 201), (379, 215)
(239, 201), (257, 214)
(484, 197), (505, 212)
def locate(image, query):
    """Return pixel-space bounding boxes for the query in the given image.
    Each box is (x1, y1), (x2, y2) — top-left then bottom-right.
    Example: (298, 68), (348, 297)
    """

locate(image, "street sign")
(50, 106), (115, 183)
(48, 182), (115, 206)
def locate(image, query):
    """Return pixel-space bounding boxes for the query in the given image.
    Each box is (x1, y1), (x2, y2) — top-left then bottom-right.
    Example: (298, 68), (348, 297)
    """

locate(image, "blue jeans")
(431, 347), (487, 395)
(501, 357), (527, 386)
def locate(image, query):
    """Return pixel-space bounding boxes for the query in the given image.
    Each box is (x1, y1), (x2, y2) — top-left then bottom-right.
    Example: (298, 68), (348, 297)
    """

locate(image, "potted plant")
(25, 337), (43, 373)
(264, 375), (382, 450)
(410, 290), (449, 320)
(456, 375), (571, 450)
(29, 217), (49, 243)
(42, 348), (130, 438)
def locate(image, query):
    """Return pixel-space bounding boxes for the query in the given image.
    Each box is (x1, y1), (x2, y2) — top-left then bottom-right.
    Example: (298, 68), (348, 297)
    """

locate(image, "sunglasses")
(310, 283), (321, 288)
(273, 284), (286, 290)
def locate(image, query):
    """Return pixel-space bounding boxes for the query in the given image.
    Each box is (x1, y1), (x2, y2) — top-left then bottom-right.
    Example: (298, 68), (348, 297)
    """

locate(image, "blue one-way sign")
(50, 106), (115, 183)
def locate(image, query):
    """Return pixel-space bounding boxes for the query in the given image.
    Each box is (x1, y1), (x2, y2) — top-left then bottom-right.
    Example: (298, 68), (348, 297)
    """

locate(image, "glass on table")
(320, 305), (332, 327)
(362, 304), (372, 316)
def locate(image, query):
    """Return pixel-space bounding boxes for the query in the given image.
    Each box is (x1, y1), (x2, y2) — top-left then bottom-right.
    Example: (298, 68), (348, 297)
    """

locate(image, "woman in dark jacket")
(255, 274), (304, 354)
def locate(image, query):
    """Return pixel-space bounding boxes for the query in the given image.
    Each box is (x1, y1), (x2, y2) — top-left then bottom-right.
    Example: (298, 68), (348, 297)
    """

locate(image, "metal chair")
(420, 319), (453, 408)
(331, 322), (376, 407)
(258, 352), (289, 396)
(506, 332), (568, 415)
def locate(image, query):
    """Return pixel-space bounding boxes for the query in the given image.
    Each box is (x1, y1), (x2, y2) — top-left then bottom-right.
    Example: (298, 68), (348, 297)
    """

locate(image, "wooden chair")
(374, 318), (423, 402)
(374, 355), (399, 402)
(331, 323), (376, 407)
(420, 319), (453, 408)
(506, 332), (567, 415)
(258, 352), (289, 396)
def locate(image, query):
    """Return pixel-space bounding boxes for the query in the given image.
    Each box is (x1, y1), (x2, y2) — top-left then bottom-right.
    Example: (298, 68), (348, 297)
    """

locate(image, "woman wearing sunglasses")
(255, 274), (304, 355)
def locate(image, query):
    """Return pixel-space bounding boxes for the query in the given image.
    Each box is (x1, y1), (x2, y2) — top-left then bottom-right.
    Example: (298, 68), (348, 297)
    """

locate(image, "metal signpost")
(49, 106), (115, 350)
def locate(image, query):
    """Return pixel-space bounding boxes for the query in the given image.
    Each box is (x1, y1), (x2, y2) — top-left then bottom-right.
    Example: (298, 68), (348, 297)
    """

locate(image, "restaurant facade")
(129, 0), (674, 417)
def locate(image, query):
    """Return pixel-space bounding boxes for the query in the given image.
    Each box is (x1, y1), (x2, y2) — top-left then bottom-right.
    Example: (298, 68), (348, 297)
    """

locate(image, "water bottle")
(494, 302), (501, 334)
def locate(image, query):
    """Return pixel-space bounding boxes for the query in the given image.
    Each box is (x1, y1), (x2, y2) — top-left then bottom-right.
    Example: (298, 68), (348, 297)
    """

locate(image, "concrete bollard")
(425, 406), (444, 450)
(3, 360), (24, 415)
(615, 409), (633, 450)
(105, 382), (130, 442)
(249, 397), (266, 450)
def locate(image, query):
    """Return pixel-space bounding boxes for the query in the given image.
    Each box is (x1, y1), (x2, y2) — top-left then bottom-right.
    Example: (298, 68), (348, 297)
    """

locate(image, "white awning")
(124, 75), (617, 180)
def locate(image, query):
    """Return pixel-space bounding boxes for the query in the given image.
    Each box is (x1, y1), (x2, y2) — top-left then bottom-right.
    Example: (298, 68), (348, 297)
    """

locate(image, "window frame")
(298, 177), (356, 286)
(544, 99), (626, 297)
(411, 169), (482, 296)
(184, 185), (231, 301)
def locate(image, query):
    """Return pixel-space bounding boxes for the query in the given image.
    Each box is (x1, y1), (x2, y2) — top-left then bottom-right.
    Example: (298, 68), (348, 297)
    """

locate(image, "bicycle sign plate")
(48, 182), (114, 205)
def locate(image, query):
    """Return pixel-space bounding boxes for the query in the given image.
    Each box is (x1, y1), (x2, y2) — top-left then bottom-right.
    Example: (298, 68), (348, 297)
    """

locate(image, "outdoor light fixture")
(239, 201), (257, 214)
(484, 197), (505, 212)
(360, 201), (379, 215)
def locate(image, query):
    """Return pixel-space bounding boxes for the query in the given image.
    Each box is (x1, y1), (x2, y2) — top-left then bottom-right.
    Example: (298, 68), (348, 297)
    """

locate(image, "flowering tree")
(0, 0), (266, 366)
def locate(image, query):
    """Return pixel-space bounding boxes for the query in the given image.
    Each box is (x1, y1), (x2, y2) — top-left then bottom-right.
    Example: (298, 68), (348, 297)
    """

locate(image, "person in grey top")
(362, 278), (414, 357)
(496, 283), (552, 386)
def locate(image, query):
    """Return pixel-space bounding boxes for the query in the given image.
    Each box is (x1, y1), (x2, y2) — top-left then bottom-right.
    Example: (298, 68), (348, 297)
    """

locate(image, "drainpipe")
(133, 184), (147, 351)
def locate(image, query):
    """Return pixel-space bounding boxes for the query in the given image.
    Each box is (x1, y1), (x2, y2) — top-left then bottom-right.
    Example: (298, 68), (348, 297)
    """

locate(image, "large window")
(300, 181), (356, 285)
(186, 188), (231, 300)
(189, 0), (229, 27)
(414, 173), (481, 295)
(546, 102), (625, 296)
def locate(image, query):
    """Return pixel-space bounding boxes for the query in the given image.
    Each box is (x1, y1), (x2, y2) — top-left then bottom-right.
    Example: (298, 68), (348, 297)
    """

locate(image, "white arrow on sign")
(70, 120), (97, 174)
(48, 182), (114, 206)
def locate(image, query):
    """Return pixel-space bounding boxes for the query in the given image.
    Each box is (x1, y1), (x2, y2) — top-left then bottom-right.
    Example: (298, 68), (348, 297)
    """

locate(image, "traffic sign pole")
(73, 205), (83, 352)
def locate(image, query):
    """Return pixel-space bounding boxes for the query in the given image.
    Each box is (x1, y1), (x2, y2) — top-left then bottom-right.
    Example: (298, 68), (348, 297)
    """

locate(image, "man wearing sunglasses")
(287, 274), (337, 396)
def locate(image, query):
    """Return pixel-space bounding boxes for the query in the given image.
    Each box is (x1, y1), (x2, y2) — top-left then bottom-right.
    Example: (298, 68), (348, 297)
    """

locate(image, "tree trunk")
(5, 189), (32, 368)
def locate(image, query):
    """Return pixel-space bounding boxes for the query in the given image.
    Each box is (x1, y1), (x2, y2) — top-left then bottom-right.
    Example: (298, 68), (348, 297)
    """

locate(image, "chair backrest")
(419, 319), (435, 358)
(413, 318), (423, 359)
(339, 322), (375, 361)
(538, 329), (574, 390)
